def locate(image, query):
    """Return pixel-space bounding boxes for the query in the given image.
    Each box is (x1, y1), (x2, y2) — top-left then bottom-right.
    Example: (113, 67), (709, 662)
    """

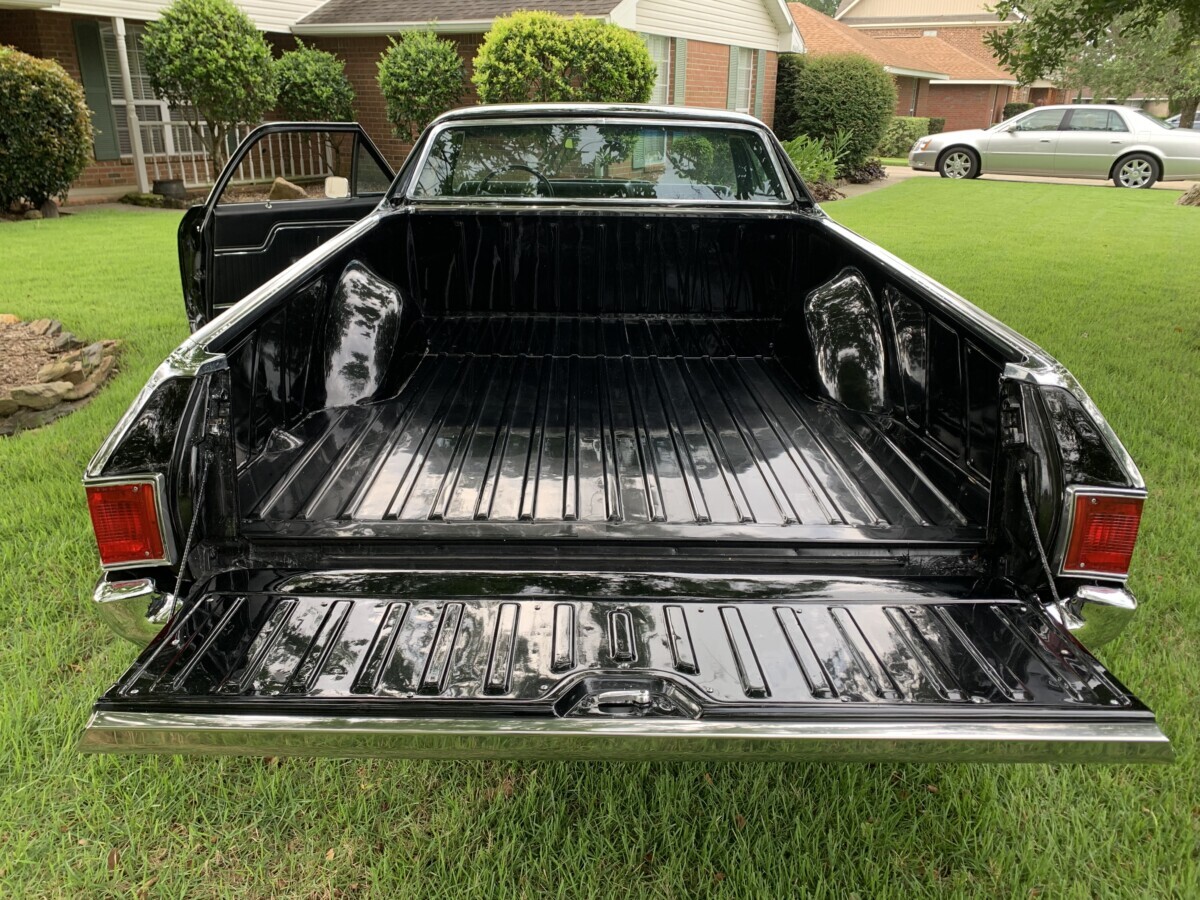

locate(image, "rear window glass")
(410, 121), (789, 204)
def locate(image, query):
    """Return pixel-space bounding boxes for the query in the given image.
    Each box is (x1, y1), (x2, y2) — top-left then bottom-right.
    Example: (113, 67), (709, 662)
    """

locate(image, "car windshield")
(410, 121), (789, 204)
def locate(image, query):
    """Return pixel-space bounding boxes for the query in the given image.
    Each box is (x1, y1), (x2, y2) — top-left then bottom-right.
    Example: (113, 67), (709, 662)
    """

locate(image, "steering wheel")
(477, 164), (554, 197)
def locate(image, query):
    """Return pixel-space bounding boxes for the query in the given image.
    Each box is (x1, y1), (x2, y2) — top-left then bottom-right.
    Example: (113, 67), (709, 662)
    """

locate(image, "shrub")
(142, 0), (276, 167)
(377, 31), (465, 140)
(1002, 101), (1033, 121)
(0, 47), (92, 208)
(845, 158), (887, 184)
(773, 53), (808, 141)
(876, 116), (931, 157)
(473, 11), (656, 104)
(774, 52), (896, 172)
(275, 40), (355, 122)
(782, 134), (839, 186)
(928, 117), (945, 134)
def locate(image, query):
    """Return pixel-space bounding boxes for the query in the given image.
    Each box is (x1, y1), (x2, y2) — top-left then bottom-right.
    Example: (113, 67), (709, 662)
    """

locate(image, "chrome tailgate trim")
(81, 710), (1172, 763)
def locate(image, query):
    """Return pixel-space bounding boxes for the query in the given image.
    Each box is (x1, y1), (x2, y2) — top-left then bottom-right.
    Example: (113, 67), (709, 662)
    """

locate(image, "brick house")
(0, 0), (801, 198)
(787, 3), (947, 118)
(834, 0), (1066, 129)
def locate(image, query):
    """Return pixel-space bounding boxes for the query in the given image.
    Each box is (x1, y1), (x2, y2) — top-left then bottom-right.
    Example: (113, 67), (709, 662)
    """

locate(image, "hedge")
(877, 116), (931, 156)
(1002, 101), (1033, 121)
(377, 31), (465, 140)
(774, 52), (896, 171)
(0, 47), (92, 208)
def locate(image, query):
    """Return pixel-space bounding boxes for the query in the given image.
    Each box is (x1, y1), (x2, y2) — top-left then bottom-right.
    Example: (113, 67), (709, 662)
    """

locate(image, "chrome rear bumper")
(92, 577), (177, 647)
(79, 711), (1173, 763)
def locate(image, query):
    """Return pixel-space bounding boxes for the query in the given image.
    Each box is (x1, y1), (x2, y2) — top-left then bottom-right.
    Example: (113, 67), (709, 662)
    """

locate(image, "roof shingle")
(788, 3), (947, 78)
(871, 35), (1015, 82)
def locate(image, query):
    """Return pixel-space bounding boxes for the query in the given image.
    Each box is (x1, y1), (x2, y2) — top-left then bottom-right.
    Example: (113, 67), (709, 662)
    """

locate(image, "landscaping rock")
(12, 381), (72, 409)
(0, 395), (17, 416)
(101, 339), (124, 354)
(80, 341), (105, 370)
(269, 177), (307, 201)
(0, 314), (20, 325)
(23, 210), (42, 221)
(36, 360), (76, 383)
(92, 355), (116, 384)
(64, 379), (99, 401)
(1178, 184), (1200, 207)
(28, 318), (53, 335)
(39, 200), (59, 219)
(45, 320), (62, 337)
(52, 331), (83, 350)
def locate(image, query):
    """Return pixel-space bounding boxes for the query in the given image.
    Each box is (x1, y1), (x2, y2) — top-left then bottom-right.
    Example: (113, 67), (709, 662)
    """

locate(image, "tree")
(376, 31), (465, 140)
(988, 2), (1200, 128)
(0, 47), (92, 208)
(795, 0), (839, 15)
(473, 11), (656, 104)
(275, 40), (355, 122)
(142, 0), (277, 167)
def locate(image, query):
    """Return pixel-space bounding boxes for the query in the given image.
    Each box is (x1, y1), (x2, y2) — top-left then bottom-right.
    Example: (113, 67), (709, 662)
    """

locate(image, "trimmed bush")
(1002, 101), (1033, 121)
(275, 40), (355, 122)
(876, 116), (932, 157)
(774, 52), (896, 171)
(142, 0), (276, 167)
(773, 53), (808, 142)
(0, 47), (92, 208)
(377, 31), (465, 140)
(473, 11), (656, 104)
(928, 117), (945, 134)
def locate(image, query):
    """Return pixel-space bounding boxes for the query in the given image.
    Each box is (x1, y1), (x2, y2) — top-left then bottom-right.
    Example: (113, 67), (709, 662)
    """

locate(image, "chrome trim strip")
(1052, 485), (1147, 580)
(405, 117), (794, 206)
(1047, 585), (1138, 648)
(213, 218), (358, 255)
(83, 473), (176, 569)
(79, 711), (1173, 763)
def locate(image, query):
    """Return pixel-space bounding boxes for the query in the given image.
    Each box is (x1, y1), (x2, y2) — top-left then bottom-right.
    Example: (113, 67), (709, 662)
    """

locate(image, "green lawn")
(877, 156), (910, 167)
(2, 184), (1198, 897)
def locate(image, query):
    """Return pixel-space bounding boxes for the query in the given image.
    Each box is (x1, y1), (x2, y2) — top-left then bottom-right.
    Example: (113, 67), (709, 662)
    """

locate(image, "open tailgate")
(81, 577), (1170, 763)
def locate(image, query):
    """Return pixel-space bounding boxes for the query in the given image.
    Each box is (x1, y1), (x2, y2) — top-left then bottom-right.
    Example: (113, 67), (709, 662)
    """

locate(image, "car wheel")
(1113, 154), (1159, 189)
(938, 148), (979, 180)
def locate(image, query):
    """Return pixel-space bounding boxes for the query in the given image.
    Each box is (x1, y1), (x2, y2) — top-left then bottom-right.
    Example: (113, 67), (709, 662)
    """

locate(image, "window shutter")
(672, 38), (687, 105)
(754, 50), (767, 118)
(726, 46), (740, 110)
(633, 135), (646, 169)
(73, 20), (121, 161)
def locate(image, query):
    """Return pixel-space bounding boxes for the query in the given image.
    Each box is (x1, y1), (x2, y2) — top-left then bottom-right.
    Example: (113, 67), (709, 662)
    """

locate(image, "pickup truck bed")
(243, 314), (980, 543)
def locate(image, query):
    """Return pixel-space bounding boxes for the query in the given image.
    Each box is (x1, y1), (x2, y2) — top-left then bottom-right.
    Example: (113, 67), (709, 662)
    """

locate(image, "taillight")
(86, 481), (166, 567)
(1062, 492), (1143, 578)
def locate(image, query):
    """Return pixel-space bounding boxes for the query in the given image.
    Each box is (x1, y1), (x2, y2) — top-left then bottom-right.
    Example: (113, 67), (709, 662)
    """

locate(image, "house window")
(643, 34), (671, 105)
(639, 34), (670, 165)
(732, 47), (754, 114)
(98, 22), (204, 156)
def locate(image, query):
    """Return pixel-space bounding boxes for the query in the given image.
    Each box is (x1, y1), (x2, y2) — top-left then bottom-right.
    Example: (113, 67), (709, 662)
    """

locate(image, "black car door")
(178, 123), (394, 330)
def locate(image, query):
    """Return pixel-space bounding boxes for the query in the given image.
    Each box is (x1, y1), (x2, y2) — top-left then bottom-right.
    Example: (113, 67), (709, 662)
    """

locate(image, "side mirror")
(324, 176), (350, 199)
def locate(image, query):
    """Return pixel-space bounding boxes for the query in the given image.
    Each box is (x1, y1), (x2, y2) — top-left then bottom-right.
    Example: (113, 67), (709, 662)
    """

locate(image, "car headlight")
(913, 137), (934, 152)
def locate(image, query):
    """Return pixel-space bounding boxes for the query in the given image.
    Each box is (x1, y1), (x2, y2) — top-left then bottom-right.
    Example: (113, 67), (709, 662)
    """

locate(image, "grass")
(877, 156), (910, 167)
(1, 184), (1198, 897)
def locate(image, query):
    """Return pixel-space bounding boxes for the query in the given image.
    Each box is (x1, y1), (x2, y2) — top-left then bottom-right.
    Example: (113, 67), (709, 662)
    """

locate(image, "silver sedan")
(908, 104), (1200, 188)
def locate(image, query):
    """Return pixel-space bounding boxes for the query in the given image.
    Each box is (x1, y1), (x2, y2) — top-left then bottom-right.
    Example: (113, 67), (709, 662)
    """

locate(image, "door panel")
(983, 108), (1066, 175)
(181, 123), (393, 330)
(1054, 108), (1130, 177)
(81, 580), (1171, 762)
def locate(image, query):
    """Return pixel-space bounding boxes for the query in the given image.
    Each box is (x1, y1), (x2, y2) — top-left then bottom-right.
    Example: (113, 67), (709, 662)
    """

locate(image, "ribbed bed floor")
(245, 316), (978, 540)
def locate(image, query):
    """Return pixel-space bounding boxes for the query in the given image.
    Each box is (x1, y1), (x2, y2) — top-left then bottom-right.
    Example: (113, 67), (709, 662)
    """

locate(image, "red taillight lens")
(86, 482), (165, 567)
(1063, 493), (1143, 577)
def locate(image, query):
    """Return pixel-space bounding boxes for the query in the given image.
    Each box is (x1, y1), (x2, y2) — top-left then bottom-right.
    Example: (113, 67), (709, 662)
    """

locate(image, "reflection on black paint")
(803, 268), (886, 413)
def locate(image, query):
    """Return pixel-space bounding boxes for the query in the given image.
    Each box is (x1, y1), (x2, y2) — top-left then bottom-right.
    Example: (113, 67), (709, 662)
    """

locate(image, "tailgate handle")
(594, 689), (652, 712)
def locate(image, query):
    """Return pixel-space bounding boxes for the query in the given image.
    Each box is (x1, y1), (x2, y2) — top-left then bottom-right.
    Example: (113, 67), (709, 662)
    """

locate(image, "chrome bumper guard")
(92, 577), (178, 647)
(1049, 585), (1138, 648)
(79, 712), (1172, 763)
